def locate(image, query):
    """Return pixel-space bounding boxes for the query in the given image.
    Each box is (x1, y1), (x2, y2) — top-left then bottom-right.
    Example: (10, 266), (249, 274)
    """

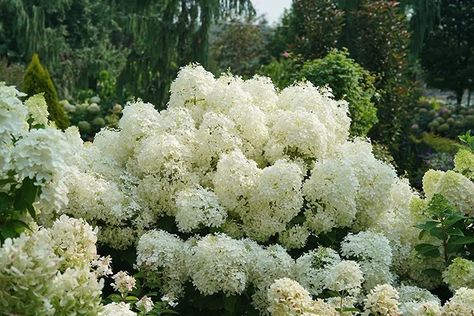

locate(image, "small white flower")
(91, 256), (113, 277)
(111, 271), (136, 295)
(161, 295), (178, 308)
(137, 296), (154, 312)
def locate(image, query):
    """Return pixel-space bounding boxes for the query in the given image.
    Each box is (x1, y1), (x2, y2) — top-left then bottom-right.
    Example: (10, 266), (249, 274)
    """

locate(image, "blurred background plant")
(64, 70), (123, 141)
(0, 58), (24, 87)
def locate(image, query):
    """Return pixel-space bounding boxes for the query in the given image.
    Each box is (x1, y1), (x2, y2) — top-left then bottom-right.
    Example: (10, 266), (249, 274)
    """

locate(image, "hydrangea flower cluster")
(0, 83), (81, 219)
(442, 258), (474, 290)
(267, 278), (337, 316)
(363, 284), (400, 316)
(341, 231), (394, 290)
(0, 215), (105, 315)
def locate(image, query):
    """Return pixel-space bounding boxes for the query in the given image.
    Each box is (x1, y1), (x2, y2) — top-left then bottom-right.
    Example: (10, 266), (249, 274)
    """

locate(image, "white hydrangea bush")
(51, 65), (474, 314)
(3, 64), (474, 315)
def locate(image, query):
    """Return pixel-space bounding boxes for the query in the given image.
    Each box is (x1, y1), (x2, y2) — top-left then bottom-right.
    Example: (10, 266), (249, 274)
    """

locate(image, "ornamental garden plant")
(1, 65), (474, 315)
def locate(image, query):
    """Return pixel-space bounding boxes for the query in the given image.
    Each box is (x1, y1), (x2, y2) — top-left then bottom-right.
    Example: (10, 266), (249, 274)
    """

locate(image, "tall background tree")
(0, 0), (126, 99)
(209, 16), (271, 77)
(267, 0), (418, 159)
(421, 0), (474, 105)
(0, 0), (254, 107)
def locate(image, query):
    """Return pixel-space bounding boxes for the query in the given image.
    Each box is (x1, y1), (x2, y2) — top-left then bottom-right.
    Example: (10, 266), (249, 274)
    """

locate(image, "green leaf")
(13, 177), (40, 218)
(449, 236), (474, 245)
(445, 213), (466, 226)
(161, 309), (180, 315)
(415, 243), (440, 257)
(125, 295), (139, 302)
(0, 178), (16, 186)
(448, 227), (464, 237)
(415, 221), (439, 231)
(0, 220), (29, 240)
(428, 227), (445, 240)
(0, 192), (14, 212)
(107, 294), (122, 303)
(447, 242), (464, 253)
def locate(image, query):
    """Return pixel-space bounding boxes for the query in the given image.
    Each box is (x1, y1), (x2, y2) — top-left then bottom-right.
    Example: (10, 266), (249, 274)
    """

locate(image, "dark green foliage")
(347, 1), (418, 151)
(0, 177), (40, 244)
(421, 0), (474, 104)
(401, 0), (441, 58)
(0, 0), (127, 100)
(299, 49), (378, 137)
(269, 0), (344, 60)
(290, 0), (345, 59)
(260, 49), (378, 137)
(1, 0), (253, 107)
(22, 54), (69, 129)
(267, 0), (419, 165)
(209, 16), (271, 77)
(459, 130), (474, 152)
(420, 133), (465, 155)
(114, 0), (254, 108)
(0, 58), (24, 87)
(259, 55), (299, 90)
(415, 194), (474, 273)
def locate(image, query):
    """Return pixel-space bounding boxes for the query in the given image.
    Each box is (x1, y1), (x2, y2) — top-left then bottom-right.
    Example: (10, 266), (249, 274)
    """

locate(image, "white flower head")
(137, 296), (154, 313)
(111, 271), (136, 295)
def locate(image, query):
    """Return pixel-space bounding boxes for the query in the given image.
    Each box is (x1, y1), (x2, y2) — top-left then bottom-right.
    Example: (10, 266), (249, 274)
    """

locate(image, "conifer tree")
(22, 54), (69, 129)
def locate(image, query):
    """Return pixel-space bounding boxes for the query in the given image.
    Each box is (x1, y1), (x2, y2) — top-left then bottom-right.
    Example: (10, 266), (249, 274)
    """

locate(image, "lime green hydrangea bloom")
(454, 149), (474, 181)
(443, 258), (474, 291)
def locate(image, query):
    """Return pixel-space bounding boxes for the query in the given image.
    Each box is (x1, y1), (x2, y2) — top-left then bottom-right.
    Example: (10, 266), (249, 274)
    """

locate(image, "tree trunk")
(456, 89), (464, 105)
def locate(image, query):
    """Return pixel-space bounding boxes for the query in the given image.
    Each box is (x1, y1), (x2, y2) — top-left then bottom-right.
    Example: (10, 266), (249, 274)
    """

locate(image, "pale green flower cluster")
(323, 260), (364, 296)
(267, 278), (338, 316)
(111, 271), (136, 295)
(442, 258), (474, 290)
(363, 284), (400, 316)
(454, 149), (474, 180)
(293, 247), (342, 296)
(398, 285), (441, 316)
(0, 215), (104, 315)
(99, 302), (137, 316)
(0, 82), (28, 145)
(423, 169), (474, 216)
(136, 230), (189, 299)
(175, 186), (226, 232)
(24, 93), (49, 126)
